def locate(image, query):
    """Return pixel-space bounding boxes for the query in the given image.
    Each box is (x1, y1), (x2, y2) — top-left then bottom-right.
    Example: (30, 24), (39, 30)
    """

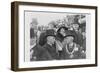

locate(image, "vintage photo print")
(24, 11), (88, 62)
(12, 2), (97, 70)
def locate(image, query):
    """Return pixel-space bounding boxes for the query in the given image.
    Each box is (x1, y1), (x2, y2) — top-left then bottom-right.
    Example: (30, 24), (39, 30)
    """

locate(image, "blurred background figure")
(72, 23), (83, 47)
(30, 18), (38, 61)
(30, 18), (38, 45)
(79, 31), (86, 59)
(48, 21), (58, 33)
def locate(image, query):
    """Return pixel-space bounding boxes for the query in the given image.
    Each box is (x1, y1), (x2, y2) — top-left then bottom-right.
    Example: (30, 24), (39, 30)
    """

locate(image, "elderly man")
(31, 29), (59, 61)
(42, 29), (59, 60)
(61, 33), (86, 59)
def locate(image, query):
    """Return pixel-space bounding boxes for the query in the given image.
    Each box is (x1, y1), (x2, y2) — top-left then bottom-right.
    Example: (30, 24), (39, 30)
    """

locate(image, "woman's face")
(60, 28), (66, 36)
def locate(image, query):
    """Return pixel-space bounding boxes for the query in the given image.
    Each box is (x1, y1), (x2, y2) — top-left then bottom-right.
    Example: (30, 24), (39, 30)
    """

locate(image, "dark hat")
(64, 34), (75, 39)
(45, 29), (56, 38)
(57, 26), (68, 35)
(64, 30), (77, 40)
(72, 22), (80, 25)
(57, 26), (68, 33)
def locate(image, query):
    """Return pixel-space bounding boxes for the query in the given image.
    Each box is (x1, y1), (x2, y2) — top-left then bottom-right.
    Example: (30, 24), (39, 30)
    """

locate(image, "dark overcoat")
(31, 44), (53, 61)
(73, 31), (83, 46)
(43, 43), (59, 60)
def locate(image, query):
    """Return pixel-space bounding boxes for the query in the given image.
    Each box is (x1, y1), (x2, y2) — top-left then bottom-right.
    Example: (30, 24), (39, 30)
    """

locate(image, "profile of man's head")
(45, 29), (56, 45)
(47, 36), (55, 45)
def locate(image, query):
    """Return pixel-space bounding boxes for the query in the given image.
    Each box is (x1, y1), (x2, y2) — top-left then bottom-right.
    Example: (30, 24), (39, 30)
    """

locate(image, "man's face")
(72, 24), (79, 30)
(47, 36), (55, 44)
(64, 36), (74, 44)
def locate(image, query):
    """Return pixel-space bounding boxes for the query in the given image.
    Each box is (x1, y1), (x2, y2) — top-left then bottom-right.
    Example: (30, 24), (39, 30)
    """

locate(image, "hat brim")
(64, 35), (75, 38)
(45, 34), (56, 38)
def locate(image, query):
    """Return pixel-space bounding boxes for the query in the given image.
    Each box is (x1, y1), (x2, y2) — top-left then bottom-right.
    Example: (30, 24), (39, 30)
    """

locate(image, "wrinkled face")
(64, 36), (74, 44)
(72, 24), (79, 30)
(47, 36), (55, 44)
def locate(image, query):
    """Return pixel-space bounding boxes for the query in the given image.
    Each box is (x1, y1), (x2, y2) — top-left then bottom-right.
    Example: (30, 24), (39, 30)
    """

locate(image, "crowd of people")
(30, 15), (86, 61)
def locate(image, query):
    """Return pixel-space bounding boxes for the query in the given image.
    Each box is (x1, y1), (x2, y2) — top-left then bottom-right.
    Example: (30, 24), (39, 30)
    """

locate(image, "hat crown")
(46, 29), (55, 37)
(64, 30), (76, 38)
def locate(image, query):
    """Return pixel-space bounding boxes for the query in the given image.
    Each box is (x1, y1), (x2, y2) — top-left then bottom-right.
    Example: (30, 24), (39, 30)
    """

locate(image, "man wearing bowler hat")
(42, 29), (59, 60)
(31, 29), (59, 61)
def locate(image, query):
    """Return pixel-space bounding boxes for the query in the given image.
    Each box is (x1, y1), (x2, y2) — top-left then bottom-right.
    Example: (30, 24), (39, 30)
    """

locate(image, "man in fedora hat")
(30, 29), (54, 61)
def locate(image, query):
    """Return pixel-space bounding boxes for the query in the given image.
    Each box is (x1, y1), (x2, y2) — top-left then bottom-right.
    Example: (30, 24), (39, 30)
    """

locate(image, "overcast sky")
(25, 11), (77, 26)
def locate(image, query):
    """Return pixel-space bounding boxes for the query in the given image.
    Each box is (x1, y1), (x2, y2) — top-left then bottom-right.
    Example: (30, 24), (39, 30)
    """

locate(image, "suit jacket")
(43, 43), (59, 60)
(31, 44), (53, 61)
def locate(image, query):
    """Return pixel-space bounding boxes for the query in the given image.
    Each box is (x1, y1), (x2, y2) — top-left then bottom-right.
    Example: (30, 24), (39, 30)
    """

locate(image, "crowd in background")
(30, 14), (86, 61)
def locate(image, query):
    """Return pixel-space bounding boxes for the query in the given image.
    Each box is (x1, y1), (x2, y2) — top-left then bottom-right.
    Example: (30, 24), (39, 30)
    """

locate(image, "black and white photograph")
(28, 11), (86, 61)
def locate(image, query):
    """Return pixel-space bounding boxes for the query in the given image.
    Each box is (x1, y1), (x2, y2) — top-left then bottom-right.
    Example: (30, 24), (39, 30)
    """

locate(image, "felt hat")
(45, 29), (56, 38)
(64, 30), (77, 41)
